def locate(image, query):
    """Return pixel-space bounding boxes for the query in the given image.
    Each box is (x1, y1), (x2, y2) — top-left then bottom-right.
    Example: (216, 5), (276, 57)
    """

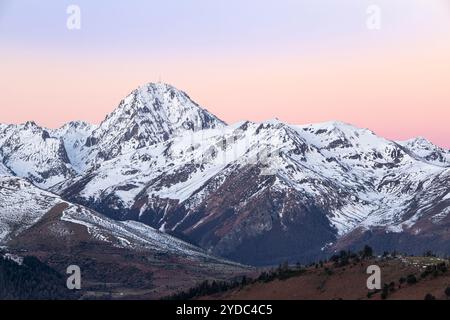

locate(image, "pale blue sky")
(1, 0), (448, 54)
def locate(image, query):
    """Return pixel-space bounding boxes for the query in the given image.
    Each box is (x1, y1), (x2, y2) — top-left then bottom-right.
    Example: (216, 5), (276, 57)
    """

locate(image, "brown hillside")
(200, 257), (450, 300)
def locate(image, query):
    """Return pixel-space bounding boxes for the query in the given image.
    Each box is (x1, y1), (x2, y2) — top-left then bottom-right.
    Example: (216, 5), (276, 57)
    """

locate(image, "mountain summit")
(83, 83), (225, 162)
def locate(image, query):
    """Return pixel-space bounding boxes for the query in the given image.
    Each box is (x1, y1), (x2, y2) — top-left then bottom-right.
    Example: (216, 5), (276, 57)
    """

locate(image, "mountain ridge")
(1, 82), (449, 265)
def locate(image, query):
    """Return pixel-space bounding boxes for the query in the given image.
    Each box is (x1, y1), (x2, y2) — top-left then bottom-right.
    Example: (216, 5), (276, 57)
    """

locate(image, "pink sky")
(1, 38), (449, 148)
(0, 1), (449, 148)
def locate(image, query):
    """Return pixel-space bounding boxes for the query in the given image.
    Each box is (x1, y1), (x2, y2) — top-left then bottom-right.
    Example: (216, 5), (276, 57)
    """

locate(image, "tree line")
(0, 254), (79, 300)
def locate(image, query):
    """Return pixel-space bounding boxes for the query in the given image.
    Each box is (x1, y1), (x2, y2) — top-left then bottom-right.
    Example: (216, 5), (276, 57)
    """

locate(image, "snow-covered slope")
(0, 175), (250, 298)
(0, 159), (13, 176)
(58, 119), (449, 229)
(397, 137), (450, 167)
(0, 177), (60, 242)
(0, 176), (236, 261)
(52, 121), (96, 172)
(0, 122), (77, 188)
(55, 116), (449, 264)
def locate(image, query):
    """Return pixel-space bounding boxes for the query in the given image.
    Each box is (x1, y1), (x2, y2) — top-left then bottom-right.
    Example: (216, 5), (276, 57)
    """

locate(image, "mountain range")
(1, 82), (449, 270)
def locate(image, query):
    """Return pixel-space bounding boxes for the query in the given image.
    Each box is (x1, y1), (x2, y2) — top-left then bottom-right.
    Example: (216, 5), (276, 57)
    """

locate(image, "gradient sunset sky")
(1, 0), (449, 147)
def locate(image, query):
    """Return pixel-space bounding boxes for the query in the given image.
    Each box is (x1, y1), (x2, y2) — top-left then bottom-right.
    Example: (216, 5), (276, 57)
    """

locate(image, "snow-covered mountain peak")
(58, 120), (94, 131)
(0, 122), (78, 188)
(23, 121), (39, 130)
(262, 118), (283, 125)
(398, 136), (450, 167)
(53, 120), (96, 143)
(82, 82), (226, 161)
(52, 121), (96, 172)
(112, 82), (225, 129)
(400, 136), (441, 150)
(302, 121), (376, 138)
(291, 121), (384, 154)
